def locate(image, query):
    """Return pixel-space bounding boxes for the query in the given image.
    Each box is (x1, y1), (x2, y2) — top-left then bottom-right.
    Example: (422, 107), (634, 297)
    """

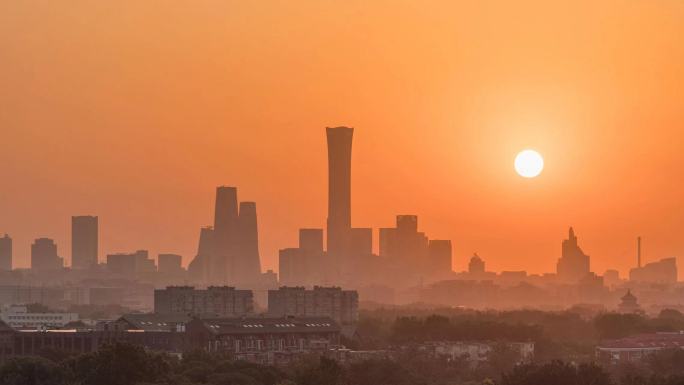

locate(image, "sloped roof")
(118, 313), (191, 331)
(199, 316), (340, 335)
(599, 332), (684, 349)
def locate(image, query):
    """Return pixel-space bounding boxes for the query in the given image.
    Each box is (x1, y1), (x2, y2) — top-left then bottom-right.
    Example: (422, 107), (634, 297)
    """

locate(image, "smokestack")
(637, 236), (641, 268)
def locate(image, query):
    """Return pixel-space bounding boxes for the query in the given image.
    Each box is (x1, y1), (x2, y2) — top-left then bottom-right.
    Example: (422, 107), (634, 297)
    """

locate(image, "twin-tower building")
(188, 187), (262, 286)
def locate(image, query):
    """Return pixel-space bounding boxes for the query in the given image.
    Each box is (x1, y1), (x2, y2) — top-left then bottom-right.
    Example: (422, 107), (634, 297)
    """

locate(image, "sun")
(514, 150), (544, 178)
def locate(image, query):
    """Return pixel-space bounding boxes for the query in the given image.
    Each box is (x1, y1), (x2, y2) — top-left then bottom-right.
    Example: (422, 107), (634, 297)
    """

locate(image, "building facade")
(71, 216), (98, 269)
(154, 286), (254, 317)
(188, 187), (263, 286)
(31, 238), (63, 271)
(267, 286), (358, 325)
(186, 316), (341, 366)
(556, 227), (591, 282)
(0, 235), (11, 271)
(629, 258), (677, 284)
(597, 332), (684, 364)
(0, 305), (79, 329)
(326, 127), (354, 264)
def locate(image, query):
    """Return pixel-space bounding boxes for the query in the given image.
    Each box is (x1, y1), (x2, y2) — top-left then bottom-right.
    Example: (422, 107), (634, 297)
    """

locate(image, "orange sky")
(1, 0), (684, 278)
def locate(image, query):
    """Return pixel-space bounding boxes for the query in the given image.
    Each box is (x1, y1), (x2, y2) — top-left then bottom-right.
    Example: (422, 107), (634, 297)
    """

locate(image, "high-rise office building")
(106, 250), (155, 277)
(556, 227), (591, 282)
(383, 215), (428, 262)
(31, 238), (63, 271)
(212, 186), (239, 283)
(158, 254), (183, 274)
(299, 229), (324, 255)
(428, 240), (452, 275)
(187, 187), (263, 286)
(237, 201), (262, 282)
(0, 234), (11, 271)
(278, 248), (304, 287)
(188, 226), (214, 283)
(350, 228), (372, 257)
(326, 127), (354, 260)
(71, 216), (98, 269)
(277, 229), (327, 287)
(629, 257), (677, 284)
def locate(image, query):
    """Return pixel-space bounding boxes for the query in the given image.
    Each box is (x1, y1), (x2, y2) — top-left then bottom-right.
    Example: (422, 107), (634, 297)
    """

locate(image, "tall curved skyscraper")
(326, 127), (354, 260)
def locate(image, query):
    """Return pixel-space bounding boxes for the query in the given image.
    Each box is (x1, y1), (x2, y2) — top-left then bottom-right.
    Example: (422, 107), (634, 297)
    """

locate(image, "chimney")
(637, 237), (642, 268)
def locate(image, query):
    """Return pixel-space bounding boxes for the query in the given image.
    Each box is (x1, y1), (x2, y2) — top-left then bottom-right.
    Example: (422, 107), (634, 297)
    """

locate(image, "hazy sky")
(1, 0), (683, 278)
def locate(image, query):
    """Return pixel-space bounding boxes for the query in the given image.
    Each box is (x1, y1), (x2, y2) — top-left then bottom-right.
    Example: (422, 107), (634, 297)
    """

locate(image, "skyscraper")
(31, 238), (63, 271)
(0, 234), (11, 271)
(326, 126), (354, 259)
(299, 229), (324, 255)
(158, 254), (183, 274)
(350, 228), (372, 257)
(556, 227), (591, 282)
(212, 186), (239, 283)
(236, 201), (262, 283)
(188, 226), (214, 283)
(188, 187), (263, 286)
(71, 216), (98, 269)
(428, 239), (452, 276)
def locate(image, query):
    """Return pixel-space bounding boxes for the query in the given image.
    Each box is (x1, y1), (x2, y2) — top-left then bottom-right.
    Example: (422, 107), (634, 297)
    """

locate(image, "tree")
(346, 359), (414, 385)
(647, 348), (684, 377)
(501, 361), (612, 385)
(0, 356), (67, 385)
(594, 313), (647, 340)
(293, 357), (343, 385)
(63, 342), (172, 385)
(485, 343), (520, 376)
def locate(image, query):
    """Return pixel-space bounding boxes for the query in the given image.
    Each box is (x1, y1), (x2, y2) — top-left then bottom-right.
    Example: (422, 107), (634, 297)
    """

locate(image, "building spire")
(637, 236), (642, 268)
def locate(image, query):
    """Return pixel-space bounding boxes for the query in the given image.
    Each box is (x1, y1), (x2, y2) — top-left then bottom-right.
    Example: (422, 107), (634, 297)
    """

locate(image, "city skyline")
(0, 125), (672, 284)
(0, 125), (678, 279)
(2, 1), (684, 279)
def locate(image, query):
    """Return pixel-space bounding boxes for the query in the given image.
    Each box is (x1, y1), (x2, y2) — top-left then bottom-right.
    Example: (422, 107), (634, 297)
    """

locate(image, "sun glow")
(514, 150), (544, 178)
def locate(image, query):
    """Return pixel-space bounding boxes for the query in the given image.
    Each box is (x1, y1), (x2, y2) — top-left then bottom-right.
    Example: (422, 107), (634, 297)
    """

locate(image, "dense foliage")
(3, 308), (684, 385)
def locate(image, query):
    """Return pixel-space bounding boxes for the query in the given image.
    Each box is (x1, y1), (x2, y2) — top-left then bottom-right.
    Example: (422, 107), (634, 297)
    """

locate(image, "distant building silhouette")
(71, 216), (98, 269)
(350, 227), (372, 257)
(299, 228), (324, 255)
(276, 127), (453, 288)
(106, 250), (155, 277)
(236, 201), (262, 281)
(212, 186), (239, 283)
(0, 234), (11, 271)
(556, 227), (591, 282)
(158, 254), (183, 274)
(31, 238), (63, 271)
(428, 240), (452, 276)
(188, 226), (214, 283)
(278, 229), (326, 287)
(603, 269), (621, 288)
(187, 187), (263, 286)
(469, 253), (485, 274)
(379, 215), (428, 264)
(326, 127), (354, 263)
(629, 257), (677, 284)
